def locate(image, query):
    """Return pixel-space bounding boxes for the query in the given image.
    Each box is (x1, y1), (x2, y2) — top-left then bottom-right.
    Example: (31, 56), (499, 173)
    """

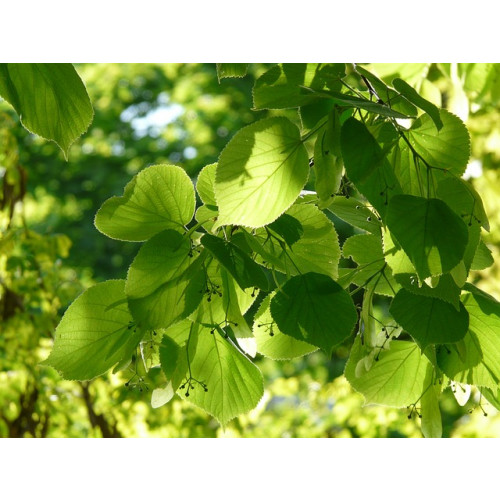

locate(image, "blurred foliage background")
(0, 63), (499, 438)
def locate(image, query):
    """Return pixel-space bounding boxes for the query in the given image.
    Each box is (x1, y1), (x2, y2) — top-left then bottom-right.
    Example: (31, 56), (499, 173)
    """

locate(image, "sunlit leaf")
(407, 109), (470, 177)
(216, 63), (249, 81)
(41, 280), (142, 380)
(179, 323), (264, 426)
(345, 336), (431, 407)
(95, 164), (195, 242)
(215, 117), (309, 228)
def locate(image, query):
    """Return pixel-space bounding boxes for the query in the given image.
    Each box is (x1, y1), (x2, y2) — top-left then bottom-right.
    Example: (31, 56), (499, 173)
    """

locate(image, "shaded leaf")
(392, 78), (443, 130)
(254, 294), (317, 360)
(270, 272), (357, 355)
(201, 233), (269, 291)
(328, 196), (382, 234)
(196, 163), (217, 206)
(437, 289), (500, 389)
(253, 63), (344, 109)
(386, 195), (468, 280)
(0, 63), (93, 158)
(390, 289), (469, 350)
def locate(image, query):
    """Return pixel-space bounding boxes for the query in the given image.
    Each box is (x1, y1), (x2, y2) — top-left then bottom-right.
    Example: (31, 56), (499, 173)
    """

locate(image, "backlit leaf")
(215, 117), (309, 228)
(95, 164), (195, 242)
(41, 280), (142, 380)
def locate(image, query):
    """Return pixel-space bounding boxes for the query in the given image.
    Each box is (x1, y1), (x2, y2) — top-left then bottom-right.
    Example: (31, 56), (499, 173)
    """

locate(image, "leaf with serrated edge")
(407, 109), (470, 176)
(0, 63), (93, 158)
(437, 289), (500, 389)
(95, 164), (195, 242)
(41, 280), (142, 380)
(390, 289), (469, 350)
(179, 323), (264, 426)
(216, 64), (248, 81)
(253, 204), (340, 280)
(196, 163), (218, 206)
(270, 272), (357, 355)
(126, 229), (192, 299)
(386, 195), (468, 280)
(345, 336), (431, 407)
(128, 256), (205, 330)
(254, 294), (317, 360)
(215, 117), (309, 228)
(328, 196), (382, 234)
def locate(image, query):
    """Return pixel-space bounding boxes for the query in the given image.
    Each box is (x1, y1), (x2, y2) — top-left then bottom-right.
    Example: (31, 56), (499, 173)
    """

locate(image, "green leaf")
(95, 164), (196, 242)
(391, 139), (425, 197)
(314, 112), (343, 207)
(390, 289), (469, 350)
(253, 204), (341, 280)
(41, 280), (142, 380)
(340, 116), (382, 183)
(201, 233), (269, 291)
(128, 255), (205, 330)
(471, 239), (494, 271)
(386, 195), (468, 280)
(341, 118), (403, 218)
(345, 336), (431, 407)
(219, 269), (256, 357)
(370, 63), (431, 87)
(215, 117), (309, 228)
(437, 289), (500, 389)
(159, 335), (188, 392)
(437, 175), (489, 231)
(253, 294), (317, 360)
(354, 65), (418, 117)
(383, 228), (461, 310)
(481, 387), (500, 412)
(299, 98), (336, 131)
(267, 213), (304, 247)
(407, 109), (470, 177)
(420, 374), (443, 438)
(253, 63), (344, 110)
(196, 163), (218, 206)
(393, 273), (461, 311)
(179, 323), (264, 426)
(392, 78), (443, 130)
(190, 259), (257, 326)
(125, 229), (192, 299)
(195, 204), (218, 233)
(0, 63), (93, 159)
(341, 233), (398, 296)
(327, 196), (382, 234)
(303, 87), (415, 119)
(216, 63), (249, 81)
(270, 272), (357, 355)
